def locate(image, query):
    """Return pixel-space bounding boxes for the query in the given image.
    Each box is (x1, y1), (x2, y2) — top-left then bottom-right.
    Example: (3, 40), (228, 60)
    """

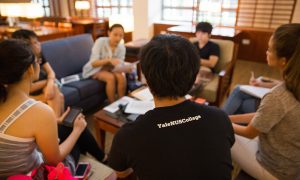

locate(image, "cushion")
(200, 74), (219, 102)
(41, 34), (94, 79)
(60, 86), (81, 107)
(65, 79), (105, 99)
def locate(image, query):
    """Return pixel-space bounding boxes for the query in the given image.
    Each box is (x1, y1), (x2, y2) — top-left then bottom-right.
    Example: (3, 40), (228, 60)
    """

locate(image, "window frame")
(95, 0), (133, 18)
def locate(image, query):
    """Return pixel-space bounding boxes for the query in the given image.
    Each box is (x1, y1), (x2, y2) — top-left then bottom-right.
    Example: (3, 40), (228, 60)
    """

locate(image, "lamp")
(109, 14), (134, 33)
(75, 0), (90, 17)
(0, 3), (43, 27)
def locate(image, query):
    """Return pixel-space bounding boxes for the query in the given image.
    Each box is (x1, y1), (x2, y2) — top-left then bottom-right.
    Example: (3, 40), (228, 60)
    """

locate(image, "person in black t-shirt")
(108, 34), (235, 180)
(12, 29), (64, 117)
(194, 22), (220, 71)
(192, 22), (220, 90)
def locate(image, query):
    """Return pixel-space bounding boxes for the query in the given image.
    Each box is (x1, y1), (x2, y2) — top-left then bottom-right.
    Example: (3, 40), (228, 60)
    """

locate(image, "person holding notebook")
(222, 72), (280, 115)
(108, 34), (234, 179)
(230, 23), (300, 179)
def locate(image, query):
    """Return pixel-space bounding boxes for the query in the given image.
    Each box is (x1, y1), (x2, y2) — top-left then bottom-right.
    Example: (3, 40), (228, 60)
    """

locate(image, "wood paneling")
(235, 28), (273, 62)
(153, 23), (178, 36)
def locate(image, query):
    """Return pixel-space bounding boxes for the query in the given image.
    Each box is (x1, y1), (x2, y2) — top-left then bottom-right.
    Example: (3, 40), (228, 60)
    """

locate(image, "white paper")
(103, 96), (135, 113)
(60, 74), (80, 85)
(125, 100), (155, 114)
(112, 62), (138, 73)
(131, 87), (153, 101)
(240, 85), (271, 99)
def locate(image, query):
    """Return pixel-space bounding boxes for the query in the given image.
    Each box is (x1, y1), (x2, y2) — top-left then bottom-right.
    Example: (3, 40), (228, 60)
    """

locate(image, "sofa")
(41, 34), (107, 112)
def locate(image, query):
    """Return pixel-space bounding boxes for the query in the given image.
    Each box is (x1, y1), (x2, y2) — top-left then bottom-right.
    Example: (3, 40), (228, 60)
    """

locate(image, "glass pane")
(163, 8), (193, 21)
(222, 0), (238, 8)
(111, 7), (119, 15)
(198, 12), (221, 25)
(111, 0), (119, 6)
(97, 0), (110, 6)
(43, 0), (48, 6)
(221, 11), (236, 26)
(163, 0), (194, 7)
(120, 0), (128, 6)
(128, 0), (133, 6)
(199, 0), (222, 12)
(45, 8), (50, 17)
(119, 7), (132, 15)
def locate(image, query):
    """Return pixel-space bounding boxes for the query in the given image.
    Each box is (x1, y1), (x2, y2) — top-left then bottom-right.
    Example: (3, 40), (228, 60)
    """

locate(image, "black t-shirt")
(108, 100), (235, 180)
(38, 55), (48, 81)
(194, 41), (220, 60)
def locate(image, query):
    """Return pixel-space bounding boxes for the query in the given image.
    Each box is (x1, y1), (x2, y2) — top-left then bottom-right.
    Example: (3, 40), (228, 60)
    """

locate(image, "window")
(32, 0), (50, 17)
(162, 0), (238, 27)
(95, 0), (133, 18)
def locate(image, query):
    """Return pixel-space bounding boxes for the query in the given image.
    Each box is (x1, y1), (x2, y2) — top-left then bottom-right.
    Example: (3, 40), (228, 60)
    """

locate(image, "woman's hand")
(249, 71), (261, 86)
(57, 107), (70, 124)
(109, 58), (122, 66)
(73, 113), (87, 134)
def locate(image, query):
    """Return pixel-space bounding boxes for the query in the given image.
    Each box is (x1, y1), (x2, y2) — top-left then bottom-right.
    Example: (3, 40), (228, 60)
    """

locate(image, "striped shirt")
(0, 99), (43, 178)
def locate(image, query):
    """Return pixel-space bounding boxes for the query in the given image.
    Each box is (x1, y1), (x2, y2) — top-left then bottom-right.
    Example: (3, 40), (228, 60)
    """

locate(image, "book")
(240, 85), (271, 99)
(112, 62), (138, 73)
(130, 86), (154, 101)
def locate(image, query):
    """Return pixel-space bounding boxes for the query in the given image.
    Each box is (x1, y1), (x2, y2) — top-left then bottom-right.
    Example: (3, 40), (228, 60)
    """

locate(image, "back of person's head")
(273, 23), (300, 101)
(109, 24), (124, 32)
(140, 34), (200, 99)
(12, 29), (38, 41)
(195, 22), (213, 34)
(0, 40), (35, 102)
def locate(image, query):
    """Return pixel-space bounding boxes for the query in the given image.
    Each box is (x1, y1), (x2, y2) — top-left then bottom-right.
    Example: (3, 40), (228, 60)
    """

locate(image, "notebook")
(240, 85), (271, 99)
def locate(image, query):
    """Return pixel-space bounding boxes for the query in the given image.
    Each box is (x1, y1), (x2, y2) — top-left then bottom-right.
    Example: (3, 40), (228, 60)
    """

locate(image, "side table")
(93, 109), (126, 150)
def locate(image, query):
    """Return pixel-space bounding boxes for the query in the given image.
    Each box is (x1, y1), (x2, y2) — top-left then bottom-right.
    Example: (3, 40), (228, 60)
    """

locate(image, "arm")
(43, 62), (56, 100)
(249, 75), (281, 88)
(34, 103), (86, 165)
(30, 80), (47, 93)
(116, 168), (134, 178)
(200, 55), (219, 69)
(232, 122), (260, 139)
(229, 112), (256, 124)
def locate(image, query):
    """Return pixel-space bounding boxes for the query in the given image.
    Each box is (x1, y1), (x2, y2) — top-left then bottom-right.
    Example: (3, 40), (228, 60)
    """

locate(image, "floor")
(86, 59), (281, 180)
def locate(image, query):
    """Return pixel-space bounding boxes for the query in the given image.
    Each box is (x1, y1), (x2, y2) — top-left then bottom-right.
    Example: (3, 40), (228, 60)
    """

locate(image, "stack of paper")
(125, 100), (155, 114)
(240, 85), (271, 99)
(103, 96), (135, 113)
(131, 87), (154, 101)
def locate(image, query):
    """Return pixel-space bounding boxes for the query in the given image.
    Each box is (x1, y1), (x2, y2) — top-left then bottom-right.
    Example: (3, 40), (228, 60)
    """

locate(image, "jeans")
(223, 85), (260, 115)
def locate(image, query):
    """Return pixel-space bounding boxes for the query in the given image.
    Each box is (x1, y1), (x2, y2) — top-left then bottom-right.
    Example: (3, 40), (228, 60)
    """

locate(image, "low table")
(93, 110), (126, 150)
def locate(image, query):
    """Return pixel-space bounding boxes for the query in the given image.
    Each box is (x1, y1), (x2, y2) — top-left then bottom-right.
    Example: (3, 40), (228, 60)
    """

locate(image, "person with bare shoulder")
(0, 40), (116, 179)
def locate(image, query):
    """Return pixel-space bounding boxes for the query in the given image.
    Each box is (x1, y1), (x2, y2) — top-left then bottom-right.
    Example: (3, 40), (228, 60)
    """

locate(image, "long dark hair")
(0, 40), (35, 102)
(273, 23), (300, 101)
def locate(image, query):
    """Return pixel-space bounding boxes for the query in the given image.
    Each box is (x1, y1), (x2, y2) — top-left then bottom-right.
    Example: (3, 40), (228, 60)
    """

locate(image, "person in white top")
(83, 24), (126, 102)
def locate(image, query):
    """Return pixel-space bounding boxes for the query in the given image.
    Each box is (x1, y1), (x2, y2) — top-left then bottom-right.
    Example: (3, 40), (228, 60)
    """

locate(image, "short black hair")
(109, 24), (124, 32)
(195, 22), (213, 34)
(140, 34), (200, 99)
(12, 29), (38, 41)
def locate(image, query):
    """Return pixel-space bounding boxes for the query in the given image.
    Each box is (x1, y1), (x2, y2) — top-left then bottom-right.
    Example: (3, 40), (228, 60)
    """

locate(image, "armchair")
(190, 38), (238, 106)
